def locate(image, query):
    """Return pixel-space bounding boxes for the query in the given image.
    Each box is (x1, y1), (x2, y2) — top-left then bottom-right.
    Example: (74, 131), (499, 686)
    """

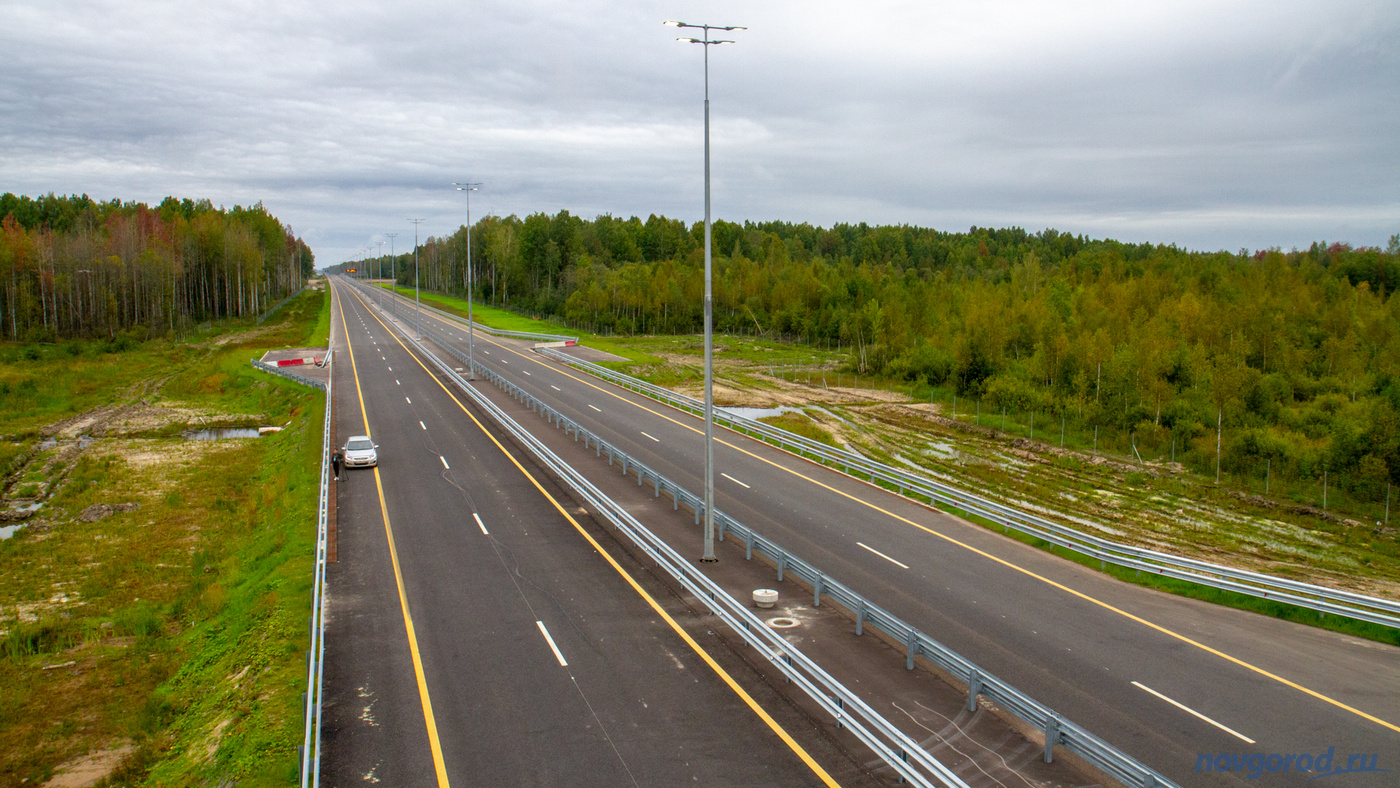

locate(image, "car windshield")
(346, 439), (374, 451)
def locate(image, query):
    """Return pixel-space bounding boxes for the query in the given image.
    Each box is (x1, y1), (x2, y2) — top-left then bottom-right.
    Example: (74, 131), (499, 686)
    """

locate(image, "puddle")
(39, 438), (57, 450)
(0, 524), (23, 540)
(11, 502), (43, 514)
(185, 428), (261, 440)
(922, 441), (958, 459)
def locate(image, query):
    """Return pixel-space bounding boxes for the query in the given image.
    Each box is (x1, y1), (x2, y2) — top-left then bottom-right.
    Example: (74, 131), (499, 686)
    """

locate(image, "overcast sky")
(2, 0), (1397, 264)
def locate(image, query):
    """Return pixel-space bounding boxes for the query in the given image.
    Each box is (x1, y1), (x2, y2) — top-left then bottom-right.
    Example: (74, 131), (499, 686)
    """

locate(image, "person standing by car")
(331, 449), (342, 481)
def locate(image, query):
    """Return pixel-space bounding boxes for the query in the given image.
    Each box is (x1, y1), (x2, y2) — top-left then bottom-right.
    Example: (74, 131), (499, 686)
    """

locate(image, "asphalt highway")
(357, 280), (1400, 787)
(319, 279), (882, 787)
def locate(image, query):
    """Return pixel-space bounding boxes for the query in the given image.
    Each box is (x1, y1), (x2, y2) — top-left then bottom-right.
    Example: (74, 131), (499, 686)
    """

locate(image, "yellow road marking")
(406, 292), (1400, 735)
(333, 282), (452, 787)
(348, 284), (842, 787)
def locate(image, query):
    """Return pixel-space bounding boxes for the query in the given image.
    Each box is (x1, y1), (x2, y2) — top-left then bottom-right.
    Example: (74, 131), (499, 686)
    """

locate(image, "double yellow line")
(331, 279), (843, 788)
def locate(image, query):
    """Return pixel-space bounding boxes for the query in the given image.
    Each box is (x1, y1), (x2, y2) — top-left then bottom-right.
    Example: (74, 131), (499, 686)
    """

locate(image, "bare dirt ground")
(40, 744), (133, 788)
(656, 359), (1400, 602)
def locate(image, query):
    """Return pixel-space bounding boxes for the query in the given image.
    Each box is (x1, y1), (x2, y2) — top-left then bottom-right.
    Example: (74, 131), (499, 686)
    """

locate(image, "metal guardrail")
(425, 322), (1177, 788)
(361, 303), (974, 788)
(251, 358), (328, 391)
(531, 347), (1400, 631)
(363, 280), (577, 343)
(256, 286), (305, 325)
(252, 352), (331, 786)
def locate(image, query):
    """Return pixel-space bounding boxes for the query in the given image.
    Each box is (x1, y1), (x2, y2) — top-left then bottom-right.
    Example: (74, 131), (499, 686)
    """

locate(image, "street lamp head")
(663, 19), (683, 26)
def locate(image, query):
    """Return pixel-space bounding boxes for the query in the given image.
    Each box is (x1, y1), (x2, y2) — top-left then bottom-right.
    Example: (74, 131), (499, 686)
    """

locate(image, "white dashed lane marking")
(856, 542), (910, 569)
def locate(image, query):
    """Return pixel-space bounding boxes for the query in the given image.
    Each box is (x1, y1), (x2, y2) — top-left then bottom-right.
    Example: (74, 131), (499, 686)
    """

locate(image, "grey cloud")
(1, 0), (1395, 263)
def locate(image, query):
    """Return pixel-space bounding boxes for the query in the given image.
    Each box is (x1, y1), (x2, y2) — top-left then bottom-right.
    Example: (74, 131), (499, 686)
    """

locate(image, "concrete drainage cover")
(766, 617), (800, 629)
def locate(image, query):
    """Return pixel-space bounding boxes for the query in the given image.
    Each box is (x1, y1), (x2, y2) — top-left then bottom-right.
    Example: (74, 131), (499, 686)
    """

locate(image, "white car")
(342, 436), (379, 468)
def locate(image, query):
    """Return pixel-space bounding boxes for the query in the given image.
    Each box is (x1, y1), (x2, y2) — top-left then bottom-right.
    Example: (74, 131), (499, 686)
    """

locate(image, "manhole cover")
(767, 617), (800, 629)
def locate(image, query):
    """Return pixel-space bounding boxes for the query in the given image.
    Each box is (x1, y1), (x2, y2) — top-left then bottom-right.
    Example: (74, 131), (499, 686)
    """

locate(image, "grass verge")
(0, 287), (330, 785)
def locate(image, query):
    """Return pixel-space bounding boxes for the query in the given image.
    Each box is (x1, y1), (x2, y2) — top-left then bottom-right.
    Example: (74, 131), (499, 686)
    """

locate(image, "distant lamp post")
(408, 219), (426, 339)
(377, 240), (386, 309)
(453, 182), (481, 380)
(666, 19), (744, 563)
(385, 233), (398, 317)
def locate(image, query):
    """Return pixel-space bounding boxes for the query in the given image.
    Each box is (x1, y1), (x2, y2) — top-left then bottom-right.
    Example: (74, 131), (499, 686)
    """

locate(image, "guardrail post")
(622, 457), (628, 474)
(1142, 774), (1158, 788)
(695, 503), (701, 525)
(967, 668), (982, 711)
(654, 476), (660, 497)
(855, 600), (866, 635)
(836, 696), (844, 729)
(745, 532), (753, 559)
(777, 552), (787, 581)
(905, 630), (918, 669)
(1043, 713), (1060, 763)
(814, 574), (824, 606)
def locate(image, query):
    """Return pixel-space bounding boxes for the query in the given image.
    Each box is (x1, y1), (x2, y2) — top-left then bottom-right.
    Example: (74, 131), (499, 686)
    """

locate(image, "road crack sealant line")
(412, 320), (1177, 788)
(253, 349), (331, 787)
(528, 345), (1400, 631)
(356, 293), (968, 788)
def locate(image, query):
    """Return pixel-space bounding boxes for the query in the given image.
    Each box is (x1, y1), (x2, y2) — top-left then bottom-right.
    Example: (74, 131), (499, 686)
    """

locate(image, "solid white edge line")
(641, 431), (660, 442)
(588, 404), (601, 412)
(1132, 681), (1255, 743)
(440, 456), (450, 469)
(473, 512), (488, 535)
(856, 542), (911, 569)
(536, 621), (568, 666)
(721, 472), (751, 489)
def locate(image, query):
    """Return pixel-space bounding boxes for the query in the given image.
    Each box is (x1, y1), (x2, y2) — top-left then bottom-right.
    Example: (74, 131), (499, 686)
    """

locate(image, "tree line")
(336, 211), (1400, 498)
(0, 193), (315, 342)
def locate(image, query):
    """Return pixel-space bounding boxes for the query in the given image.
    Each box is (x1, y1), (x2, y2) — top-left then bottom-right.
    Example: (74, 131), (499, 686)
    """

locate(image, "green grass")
(759, 412), (839, 447)
(0, 287), (330, 785)
(375, 284), (664, 366)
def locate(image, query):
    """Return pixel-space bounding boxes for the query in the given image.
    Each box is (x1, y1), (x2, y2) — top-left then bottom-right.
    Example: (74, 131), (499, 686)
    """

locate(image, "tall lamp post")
(666, 19), (745, 563)
(385, 233), (398, 318)
(453, 182), (481, 380)
(408, 219), (425, 339)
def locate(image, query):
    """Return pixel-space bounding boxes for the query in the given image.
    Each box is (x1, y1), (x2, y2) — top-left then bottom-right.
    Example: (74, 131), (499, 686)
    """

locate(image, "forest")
(0, 193), (314, 343)
(332, 211), (1400, 499)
